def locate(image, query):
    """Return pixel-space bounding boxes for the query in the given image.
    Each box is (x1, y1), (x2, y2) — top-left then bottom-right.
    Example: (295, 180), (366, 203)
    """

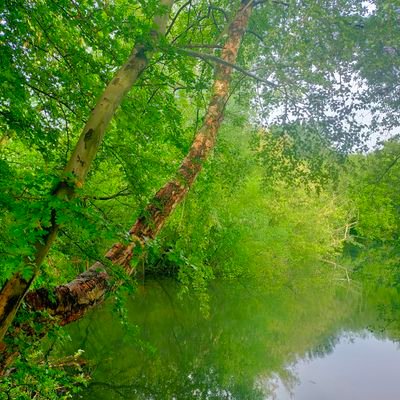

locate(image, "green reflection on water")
(60, 276), (377, 399)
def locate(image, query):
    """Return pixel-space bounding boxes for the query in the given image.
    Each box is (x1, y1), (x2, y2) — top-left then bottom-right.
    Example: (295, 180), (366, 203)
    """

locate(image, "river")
(61, 277), (400, 399)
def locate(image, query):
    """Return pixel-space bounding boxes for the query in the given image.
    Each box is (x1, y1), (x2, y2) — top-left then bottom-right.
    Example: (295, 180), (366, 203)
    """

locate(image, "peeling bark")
(0, 0), (173, 343)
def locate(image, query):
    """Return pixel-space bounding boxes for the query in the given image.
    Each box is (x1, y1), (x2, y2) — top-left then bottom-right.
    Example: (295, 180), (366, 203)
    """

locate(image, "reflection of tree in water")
(258, 369), (300, 400)
(258, 331), (360, 399)
(257, 334), (343, 398)
(353, 246), (400, 342)
(306, 334), (341, 360)
(369, 299), (400, 340)
(86, 364), (265, 399)
(61, 279), (359, 400)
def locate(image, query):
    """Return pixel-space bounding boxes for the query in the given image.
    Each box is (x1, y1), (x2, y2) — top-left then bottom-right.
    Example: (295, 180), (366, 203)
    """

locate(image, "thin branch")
(273, 0), (290, 6)
(374, 151), (400, 184)
(246, 29), (266, 46)
(180, 43), (223, 49)
(254, 0), (289, 6)
(227, 74), (247, 104)
(30, 13), (74, 70)
(91, 187), (132, 201)
(208, 5), (228, 21)
(59, 104), (71, 163)
(59, 229), (103, 265)
(171, 13), (209, 44)
(23, 81), (77, 116)
(166, 0), (191, 36)
(178, 48), (279, 88)
(210, 6), (223, 32)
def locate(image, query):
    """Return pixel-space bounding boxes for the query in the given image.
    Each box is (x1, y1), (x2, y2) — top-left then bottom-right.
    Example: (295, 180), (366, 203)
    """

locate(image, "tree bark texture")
(0, 0), (173, 343)
(25, 0), (253, 325)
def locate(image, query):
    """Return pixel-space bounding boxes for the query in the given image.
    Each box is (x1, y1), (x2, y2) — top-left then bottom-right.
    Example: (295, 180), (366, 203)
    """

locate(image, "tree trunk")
(0, 0), (173, 343)
(25, 0), (253, 325)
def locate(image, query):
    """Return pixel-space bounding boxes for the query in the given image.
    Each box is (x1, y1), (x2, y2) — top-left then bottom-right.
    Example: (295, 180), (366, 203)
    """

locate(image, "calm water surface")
(267, 334), (400, 400)
(61, 279), (400, 399)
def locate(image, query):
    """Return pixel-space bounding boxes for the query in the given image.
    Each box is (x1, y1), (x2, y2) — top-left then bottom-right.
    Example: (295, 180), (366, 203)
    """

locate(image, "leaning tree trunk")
(0, 0), (173, 343)
(25, 0), (253, 325)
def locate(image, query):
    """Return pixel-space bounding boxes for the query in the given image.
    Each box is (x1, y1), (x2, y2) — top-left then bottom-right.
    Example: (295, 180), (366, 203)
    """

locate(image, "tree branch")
(90, 187), (132, 201)
(180, 43), (223, 49)
(254, 0), (289, 6)
(246, 29), (266, 46)
(374, 151), (400, 185)
(24, 81), (78, 116)
(166, 0), (191, 36)
(178, 48), (279, 88)
(209, 5), (228, 21)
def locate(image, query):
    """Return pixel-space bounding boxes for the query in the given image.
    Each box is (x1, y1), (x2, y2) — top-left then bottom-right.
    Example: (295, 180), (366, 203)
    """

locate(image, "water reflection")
(61, 278), (367, 399)
(267, 333), (400, 400)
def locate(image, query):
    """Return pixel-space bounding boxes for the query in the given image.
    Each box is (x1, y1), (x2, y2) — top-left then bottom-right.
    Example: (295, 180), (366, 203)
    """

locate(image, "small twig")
(91, 187), (132, 201)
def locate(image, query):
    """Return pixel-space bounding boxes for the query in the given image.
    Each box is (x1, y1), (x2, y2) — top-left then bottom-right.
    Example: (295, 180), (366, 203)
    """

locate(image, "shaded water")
(61, 279), (400, 399)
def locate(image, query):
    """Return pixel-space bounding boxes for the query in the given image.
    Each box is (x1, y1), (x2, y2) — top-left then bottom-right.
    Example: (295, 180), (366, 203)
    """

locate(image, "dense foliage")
(1, 0), (400, 398)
